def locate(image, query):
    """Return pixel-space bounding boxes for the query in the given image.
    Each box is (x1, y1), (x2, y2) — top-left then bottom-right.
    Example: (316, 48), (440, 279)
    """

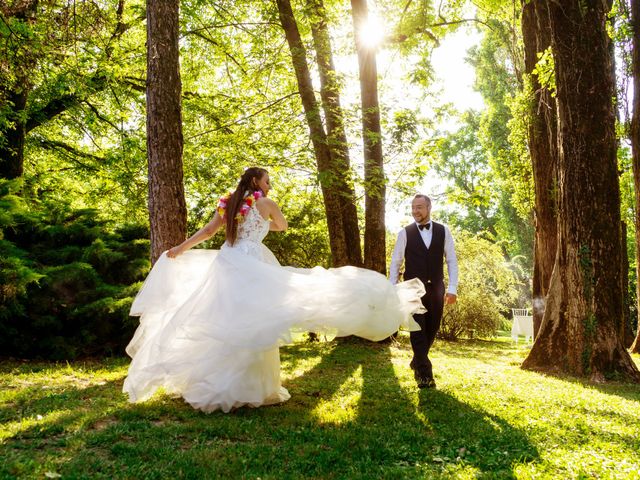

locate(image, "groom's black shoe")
(410, 361), (436, 389)
(415, 372), (436, 389)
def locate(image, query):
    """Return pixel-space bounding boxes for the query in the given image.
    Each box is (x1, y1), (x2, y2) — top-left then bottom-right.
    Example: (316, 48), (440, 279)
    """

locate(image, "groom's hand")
(444, 293), (457, 305)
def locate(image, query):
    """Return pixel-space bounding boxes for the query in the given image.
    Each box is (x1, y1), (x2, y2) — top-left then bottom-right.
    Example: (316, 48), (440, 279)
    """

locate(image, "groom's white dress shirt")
(389, 220), (458, 295)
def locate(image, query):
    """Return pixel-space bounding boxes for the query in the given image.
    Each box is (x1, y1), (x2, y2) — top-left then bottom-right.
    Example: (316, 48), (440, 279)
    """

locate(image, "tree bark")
(276, 0), (350, 267)
(521, 0), (557, 339)
(146, 0), (187, 264)
(307, 0), (363, 267)
(632, 331), (640, 355)
(522, 0), (640, 381)
(351, 0), (386, 274)
(631, 0), (640, 354)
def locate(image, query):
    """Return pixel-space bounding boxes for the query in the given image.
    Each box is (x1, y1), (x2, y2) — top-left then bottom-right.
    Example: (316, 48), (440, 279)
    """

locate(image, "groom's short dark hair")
(413, 194), (431, 205)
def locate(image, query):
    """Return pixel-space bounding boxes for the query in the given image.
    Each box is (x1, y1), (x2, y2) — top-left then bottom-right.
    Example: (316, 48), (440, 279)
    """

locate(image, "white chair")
(511, 308), (533, 344)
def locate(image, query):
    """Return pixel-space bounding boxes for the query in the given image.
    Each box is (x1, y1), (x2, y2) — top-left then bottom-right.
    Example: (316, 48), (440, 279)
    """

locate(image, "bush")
(438, 230), (520, 341)
(0, 179), (150, 359)
(264, 190), (332, 268)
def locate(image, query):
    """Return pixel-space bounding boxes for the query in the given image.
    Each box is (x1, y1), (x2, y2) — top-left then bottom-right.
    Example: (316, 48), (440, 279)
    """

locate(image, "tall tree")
(307, 0), (363, 267)
(276, 0), (350, 266)
(630, 0), (640, 354)
(351, 0), (386, 274)
(522, 0), (640, 381)
(521, 0), (557, 337)
(146, 0), (187, 264)
(0, 0), (36, 179)
(0, 1), (126, 180)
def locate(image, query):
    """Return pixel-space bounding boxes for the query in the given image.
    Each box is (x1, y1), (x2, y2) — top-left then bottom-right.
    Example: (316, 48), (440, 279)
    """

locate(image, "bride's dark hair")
(225, 167), (268, 245)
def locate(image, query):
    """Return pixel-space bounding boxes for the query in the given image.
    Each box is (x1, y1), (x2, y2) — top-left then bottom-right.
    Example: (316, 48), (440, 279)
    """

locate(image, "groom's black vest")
(404, 222), (445, 285)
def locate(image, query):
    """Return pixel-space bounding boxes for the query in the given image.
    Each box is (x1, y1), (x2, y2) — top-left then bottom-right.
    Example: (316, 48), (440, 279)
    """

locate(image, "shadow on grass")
(0, 379), (122, 426)
(1, 343), (539, 479)
(0, 357), (129, 375)
(417, 388), (537, 477)
(273, 339), (539, 478)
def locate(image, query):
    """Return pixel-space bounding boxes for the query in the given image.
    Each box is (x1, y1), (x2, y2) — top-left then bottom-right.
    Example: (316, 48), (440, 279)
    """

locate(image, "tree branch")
(33, 137), (102, 170)
(188, 30), (247, 74)
(24, 1), (132, 133)
(386, 17), (495, 45)
(25, 94), (81, 132)
(183, 21), (279, 36)
(123, 76), (146, 93)
(83, 100), (121, 131)
(187, 92), (299, 140)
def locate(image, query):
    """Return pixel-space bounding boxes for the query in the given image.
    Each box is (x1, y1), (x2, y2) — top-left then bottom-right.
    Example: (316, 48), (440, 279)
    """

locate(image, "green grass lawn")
(1, 333), (639, 479)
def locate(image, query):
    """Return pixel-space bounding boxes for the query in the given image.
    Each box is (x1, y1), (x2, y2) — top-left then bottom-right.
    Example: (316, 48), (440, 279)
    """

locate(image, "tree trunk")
(0, 1), (36, 180)
(521, 0), (557, 338)
(351, 0), (386, 274)
(522, 0), (640, 382)
(0, 91), (27, 179)
(308, 0), (363, 267)
(276, 0), (350, 267)
(621, 222), (635, 348)
(632, 331), (640, 354)
(631, 0), (640, 354)
(146, 0), (187, 264)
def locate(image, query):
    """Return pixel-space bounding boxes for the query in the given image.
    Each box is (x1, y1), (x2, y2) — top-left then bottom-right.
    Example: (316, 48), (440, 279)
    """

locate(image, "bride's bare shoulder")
(256, 197), (278, 209)
(256, 196), (275, 203)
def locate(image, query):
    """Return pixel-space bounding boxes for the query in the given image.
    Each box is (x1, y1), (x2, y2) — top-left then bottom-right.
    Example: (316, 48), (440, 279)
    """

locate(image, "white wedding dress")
(123, 205), (425, 413)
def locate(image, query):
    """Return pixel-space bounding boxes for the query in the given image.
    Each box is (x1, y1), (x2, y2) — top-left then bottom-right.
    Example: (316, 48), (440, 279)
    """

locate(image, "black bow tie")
(419, 223), (430, 230)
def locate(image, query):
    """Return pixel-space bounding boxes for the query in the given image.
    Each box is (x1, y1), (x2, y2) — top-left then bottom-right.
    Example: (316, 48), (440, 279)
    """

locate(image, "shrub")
(438, 230), (520, 340)
(0, 179), (149, 359)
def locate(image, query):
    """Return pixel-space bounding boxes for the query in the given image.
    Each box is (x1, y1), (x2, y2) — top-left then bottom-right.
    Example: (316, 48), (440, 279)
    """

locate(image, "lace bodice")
(222, 205), (270, 259)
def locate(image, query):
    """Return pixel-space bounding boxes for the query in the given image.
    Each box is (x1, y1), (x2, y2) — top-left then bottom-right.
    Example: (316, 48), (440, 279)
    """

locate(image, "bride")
(123, 167), (425, 413)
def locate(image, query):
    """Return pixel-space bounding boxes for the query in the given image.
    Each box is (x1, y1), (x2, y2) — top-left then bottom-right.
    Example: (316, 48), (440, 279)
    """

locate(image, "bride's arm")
(167, 213), (224, 258)
(257, 198), (288, 231)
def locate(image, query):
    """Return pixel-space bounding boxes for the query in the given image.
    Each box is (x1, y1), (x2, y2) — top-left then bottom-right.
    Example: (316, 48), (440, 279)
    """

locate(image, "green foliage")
(619, 145), (638, 327)
(452, 12), (534, 275)
(389, 0), (466, 76)
(412, 4), (535, 285)
(1, 0), (149, 217)
(0, 180), (149, 360)
(505, 76), (535, 220)
(532, 47), (556, 95)
(439, 231), (519, 340)
(0, 180), (43, 314)
(423, 110), (499, 235)
(264, 187), (332, 268)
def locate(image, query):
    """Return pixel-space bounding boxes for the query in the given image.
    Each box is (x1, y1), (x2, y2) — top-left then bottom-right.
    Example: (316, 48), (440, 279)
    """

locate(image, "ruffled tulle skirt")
(123, 245), (425, 413)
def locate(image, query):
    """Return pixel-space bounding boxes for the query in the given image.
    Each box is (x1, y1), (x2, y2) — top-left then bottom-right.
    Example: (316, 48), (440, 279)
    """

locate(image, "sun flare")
(358, 15), (385, 48)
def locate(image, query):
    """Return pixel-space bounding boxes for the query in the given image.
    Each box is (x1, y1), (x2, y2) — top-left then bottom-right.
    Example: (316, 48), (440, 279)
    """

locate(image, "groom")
(389, 194), (458, 389)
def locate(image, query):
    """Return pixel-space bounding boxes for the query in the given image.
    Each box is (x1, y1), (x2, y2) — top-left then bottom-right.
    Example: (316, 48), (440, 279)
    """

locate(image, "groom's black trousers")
(409, 280), (445, 379)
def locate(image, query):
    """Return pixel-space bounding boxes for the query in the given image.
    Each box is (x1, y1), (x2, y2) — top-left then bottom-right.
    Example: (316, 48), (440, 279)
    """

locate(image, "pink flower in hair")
(218, 190), (262, 223)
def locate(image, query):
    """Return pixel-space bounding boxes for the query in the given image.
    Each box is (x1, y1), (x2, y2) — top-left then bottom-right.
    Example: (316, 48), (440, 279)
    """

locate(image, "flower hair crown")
(217, 190), (263, 222)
